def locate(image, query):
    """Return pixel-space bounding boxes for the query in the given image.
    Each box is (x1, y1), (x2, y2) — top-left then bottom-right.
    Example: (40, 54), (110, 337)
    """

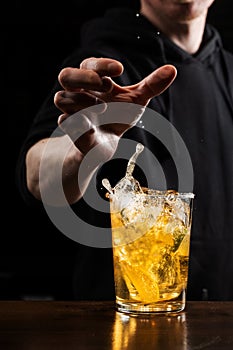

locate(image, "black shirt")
(16, 8), (233, 300)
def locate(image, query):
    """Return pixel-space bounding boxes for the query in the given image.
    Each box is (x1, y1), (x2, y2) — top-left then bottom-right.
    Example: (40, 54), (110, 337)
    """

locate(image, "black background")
(3, 0), (233, 300)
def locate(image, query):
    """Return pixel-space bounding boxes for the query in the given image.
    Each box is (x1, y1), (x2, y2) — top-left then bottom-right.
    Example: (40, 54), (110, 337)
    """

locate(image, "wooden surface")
(0, 301), (232, 349)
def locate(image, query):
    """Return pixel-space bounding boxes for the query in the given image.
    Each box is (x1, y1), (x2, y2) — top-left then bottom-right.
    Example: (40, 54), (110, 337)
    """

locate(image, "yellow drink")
(103, 143), (194, 314)
(110, 189), (193, 314)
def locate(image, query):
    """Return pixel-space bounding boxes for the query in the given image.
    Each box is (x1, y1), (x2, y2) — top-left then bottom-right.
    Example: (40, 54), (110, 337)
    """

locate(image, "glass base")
(115, 291), (186, 316)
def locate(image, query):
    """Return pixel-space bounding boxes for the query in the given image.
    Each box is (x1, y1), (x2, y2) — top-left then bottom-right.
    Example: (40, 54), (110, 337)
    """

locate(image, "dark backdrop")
(3, 0), (233, 300)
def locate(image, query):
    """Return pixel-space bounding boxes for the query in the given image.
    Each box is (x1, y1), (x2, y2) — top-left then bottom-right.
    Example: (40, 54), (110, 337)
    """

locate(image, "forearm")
(26, 135), (96, 206)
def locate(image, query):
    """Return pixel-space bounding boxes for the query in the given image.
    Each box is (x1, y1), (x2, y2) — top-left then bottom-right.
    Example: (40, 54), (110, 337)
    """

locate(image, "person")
(16, 0), (233, 301)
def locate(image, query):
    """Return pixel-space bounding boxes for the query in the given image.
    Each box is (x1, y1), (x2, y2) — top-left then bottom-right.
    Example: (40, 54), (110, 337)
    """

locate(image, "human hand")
(54, 57), (177, 157)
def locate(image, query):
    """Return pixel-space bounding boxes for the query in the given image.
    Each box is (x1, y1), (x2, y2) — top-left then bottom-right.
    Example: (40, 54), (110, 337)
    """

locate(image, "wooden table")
(0, 301), (232, 349)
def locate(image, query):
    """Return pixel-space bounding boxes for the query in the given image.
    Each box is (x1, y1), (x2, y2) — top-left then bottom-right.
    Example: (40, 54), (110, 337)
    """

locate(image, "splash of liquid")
(102, 178), (114, 195)
(126, 143), (144, 177)
(102, 143), (144, 195)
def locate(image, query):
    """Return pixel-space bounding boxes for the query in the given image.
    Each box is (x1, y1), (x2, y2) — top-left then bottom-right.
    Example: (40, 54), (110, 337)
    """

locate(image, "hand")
(54, 57), (177, 157)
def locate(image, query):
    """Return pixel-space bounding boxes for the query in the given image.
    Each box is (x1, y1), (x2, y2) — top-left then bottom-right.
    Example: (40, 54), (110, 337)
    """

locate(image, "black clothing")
(16, 8), (233, 300)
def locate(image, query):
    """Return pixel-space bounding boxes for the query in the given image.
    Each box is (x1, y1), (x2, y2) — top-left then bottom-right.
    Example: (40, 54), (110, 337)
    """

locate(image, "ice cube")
(164, 191), (190, 226)
(120, 193), (162, 228)
(114, 175), (143, 195)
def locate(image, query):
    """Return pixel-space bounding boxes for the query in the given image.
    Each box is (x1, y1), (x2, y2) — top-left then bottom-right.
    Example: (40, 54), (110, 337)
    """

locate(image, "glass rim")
(109, 191), (195, 200)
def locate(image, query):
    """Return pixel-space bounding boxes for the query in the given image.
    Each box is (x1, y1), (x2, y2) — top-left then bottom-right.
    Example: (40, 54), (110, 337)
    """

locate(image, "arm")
(26, 135), (86, 205)
(26, 57), (177, 206)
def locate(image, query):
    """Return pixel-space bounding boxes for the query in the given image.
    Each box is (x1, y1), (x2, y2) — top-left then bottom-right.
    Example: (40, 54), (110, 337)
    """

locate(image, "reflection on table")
(0, 301), (232, 349)
(112, 311), (187, 350)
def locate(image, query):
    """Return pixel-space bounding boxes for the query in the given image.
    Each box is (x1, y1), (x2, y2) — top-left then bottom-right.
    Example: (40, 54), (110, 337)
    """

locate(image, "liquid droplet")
(126, 143), (144, 177)
(102, 178), (113, 195)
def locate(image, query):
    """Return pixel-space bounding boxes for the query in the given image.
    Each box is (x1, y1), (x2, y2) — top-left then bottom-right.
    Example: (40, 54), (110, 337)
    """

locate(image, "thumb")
(136, 65), (177, 104)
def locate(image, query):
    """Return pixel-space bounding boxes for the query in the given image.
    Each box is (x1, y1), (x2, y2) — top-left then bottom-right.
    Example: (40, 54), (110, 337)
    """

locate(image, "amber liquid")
(110, 195), (192, 314)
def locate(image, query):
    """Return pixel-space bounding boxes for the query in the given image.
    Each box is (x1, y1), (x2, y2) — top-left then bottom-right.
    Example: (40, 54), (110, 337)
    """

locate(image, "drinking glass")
(109, 189), (194, 315)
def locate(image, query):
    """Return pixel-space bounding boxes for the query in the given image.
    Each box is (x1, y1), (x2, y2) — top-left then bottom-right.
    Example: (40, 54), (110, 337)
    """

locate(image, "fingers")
(55, 91), (96, 114)
(58, 58), (124, 93)
(55, 59), (177, 120)
(80, 57), (124, 77)
(54, 91), (106, 115)
(136, 65), (177, 104)
(58, 68), (111, 92)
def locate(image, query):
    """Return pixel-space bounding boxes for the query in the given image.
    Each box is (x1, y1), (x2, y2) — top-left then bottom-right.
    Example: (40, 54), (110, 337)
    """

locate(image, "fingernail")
(107, 62), (123, 75)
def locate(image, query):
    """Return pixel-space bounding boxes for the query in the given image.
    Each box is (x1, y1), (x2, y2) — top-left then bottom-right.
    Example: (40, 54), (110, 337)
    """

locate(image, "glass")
(102, 143), (194, 315)
(109, 189), (194, 315)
